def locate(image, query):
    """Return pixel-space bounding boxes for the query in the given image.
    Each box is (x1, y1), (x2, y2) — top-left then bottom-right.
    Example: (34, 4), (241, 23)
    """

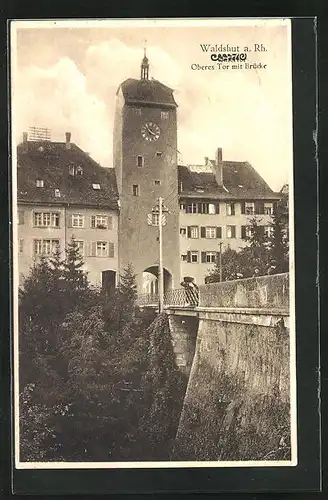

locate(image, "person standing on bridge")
(181, 277), (199, 307)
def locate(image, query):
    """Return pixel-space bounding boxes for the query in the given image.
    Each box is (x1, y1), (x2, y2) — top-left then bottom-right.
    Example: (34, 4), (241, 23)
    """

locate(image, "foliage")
(206, 200), (289, 283)
(268, 201), (289, 273)
(19, 257), (184, 462)
(139, 314), (187, 459)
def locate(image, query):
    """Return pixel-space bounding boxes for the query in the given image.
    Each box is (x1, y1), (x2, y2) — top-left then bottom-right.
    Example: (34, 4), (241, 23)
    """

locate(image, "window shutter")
(18, 210), (25, 225)
(200, 227), (206, 238)
(68, 215), (73, 228)
(187, 226), (191, 238)
(231, 203), (235, 216)
(241, 226), (246, 239)
(215, 203), (220, 214)
(216, 226), (222, 238)
(108, 241), (114, 258)
(231, 225), (236, 238)
(90, 216), (96, 228)
(108, 215), (113, 230)
(241, 201), (245, 214)
(92, 242), (97, 256)
(187, 251), (191, 263)
(201, 252), (207, 263)
(255, 201), (264, 215)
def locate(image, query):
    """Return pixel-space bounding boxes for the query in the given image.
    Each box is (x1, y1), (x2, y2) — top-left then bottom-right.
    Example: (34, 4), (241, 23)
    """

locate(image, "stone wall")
(168, 314), (199, 376)
(171, 273), (291, 461)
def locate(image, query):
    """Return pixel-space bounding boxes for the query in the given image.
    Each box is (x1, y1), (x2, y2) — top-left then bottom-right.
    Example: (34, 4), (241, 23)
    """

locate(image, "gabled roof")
(17, 141), (119, 209)
(119, 78), (177, 108)
(178, 161), (280, 200)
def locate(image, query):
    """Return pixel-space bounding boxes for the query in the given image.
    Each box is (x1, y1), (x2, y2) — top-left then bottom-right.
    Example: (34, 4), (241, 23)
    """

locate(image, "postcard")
(11, 18), (297, 472)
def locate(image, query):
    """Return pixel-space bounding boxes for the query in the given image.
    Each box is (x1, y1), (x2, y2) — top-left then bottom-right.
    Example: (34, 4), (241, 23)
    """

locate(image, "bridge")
(137, 273), (290, 375)
(138, 273), (292, 461)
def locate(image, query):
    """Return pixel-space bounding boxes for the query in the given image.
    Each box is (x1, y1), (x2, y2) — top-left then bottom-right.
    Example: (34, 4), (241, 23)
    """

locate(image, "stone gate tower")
(113, 50), (180, 293)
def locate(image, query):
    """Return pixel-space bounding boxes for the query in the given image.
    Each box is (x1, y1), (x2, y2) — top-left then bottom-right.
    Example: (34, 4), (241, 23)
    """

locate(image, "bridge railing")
(164, 288), (190, 307)
(136, 273), (289, 310)
(136, 293), (159, 307)
(136, 288), (196, 307)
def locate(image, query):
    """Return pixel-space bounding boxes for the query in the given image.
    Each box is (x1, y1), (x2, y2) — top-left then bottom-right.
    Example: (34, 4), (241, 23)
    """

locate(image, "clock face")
(141, 122), (160, 142)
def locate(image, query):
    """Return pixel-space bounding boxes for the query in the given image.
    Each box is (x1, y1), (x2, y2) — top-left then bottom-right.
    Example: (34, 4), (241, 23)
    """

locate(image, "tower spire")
(141, 43), (149, 80)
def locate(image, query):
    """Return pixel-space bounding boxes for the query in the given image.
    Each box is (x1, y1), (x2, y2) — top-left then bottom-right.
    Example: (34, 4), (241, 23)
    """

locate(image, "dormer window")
(195, 185), (205, 193)
(69, 164), (83, 176)
(54, 189), (61, 198)
(36, 179), (44, 188)
(156, 152), (162, 158)
(92, 183), (100, 190)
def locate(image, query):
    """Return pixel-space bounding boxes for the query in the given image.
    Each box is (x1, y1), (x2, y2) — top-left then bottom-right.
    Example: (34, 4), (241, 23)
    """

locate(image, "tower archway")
(142, 266), (172, 295)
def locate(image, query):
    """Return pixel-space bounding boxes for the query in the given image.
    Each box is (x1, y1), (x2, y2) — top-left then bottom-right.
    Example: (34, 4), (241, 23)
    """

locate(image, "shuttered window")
(201, 251), (217, 263)
(34, 239), (59, 255)
(87, 241), (114, 258)
(90, 215), (108, 229)
(186, 251), (199, 263)
(264, 202), (273, 215)
(206, 252), (217, 263)
(34, 212), (60, 227)
(72, 214), (84, 228)
(75, 240), (84, 256)
(187, 226), (199, 238)
(205, 227), (216, 239)
(245, 202), (255, 215)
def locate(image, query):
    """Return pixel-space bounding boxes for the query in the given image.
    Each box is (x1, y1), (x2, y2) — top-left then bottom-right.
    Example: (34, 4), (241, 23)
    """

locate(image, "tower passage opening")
(142, 266), (172, 295)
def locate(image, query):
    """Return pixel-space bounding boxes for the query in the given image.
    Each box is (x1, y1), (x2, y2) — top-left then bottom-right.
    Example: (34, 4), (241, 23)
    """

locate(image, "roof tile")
(17, 141), (119, 209)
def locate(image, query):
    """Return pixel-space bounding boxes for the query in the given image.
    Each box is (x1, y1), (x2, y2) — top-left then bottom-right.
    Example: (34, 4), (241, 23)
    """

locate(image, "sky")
(11, 19), (293, 191)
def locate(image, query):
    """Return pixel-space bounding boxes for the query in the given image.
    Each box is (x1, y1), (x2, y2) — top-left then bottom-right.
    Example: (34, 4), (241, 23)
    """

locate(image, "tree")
(63, 237), (89, 293)
(206, 246), (240, 283)
(103, 263), (138, 334)
(268, 200), (289, 273)
(139, 313), (187, 460)
(245, 216), (268, 248)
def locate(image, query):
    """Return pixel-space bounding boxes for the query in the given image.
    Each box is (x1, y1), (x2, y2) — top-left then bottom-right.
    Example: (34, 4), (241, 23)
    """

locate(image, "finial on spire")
(141, 41), (149, 80)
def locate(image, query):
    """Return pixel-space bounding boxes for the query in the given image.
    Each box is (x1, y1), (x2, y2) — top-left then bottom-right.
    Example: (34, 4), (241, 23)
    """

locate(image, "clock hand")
(146, 125), (156, 136)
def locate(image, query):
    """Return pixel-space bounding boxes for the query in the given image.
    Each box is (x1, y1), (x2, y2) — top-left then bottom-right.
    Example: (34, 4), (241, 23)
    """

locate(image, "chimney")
(210, 147), (223, 186)
(204, 156), (209, 166)
(21, 131), (28, 153)
(65, 132), (71, 149)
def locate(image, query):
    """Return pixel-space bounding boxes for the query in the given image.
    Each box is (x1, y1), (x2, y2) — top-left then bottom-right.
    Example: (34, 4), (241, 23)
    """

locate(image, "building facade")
(17, 132), (119, 289)
(113, 52), (180, 294)
(178, 149), (281, 284)
(16, 53), (282, 293)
